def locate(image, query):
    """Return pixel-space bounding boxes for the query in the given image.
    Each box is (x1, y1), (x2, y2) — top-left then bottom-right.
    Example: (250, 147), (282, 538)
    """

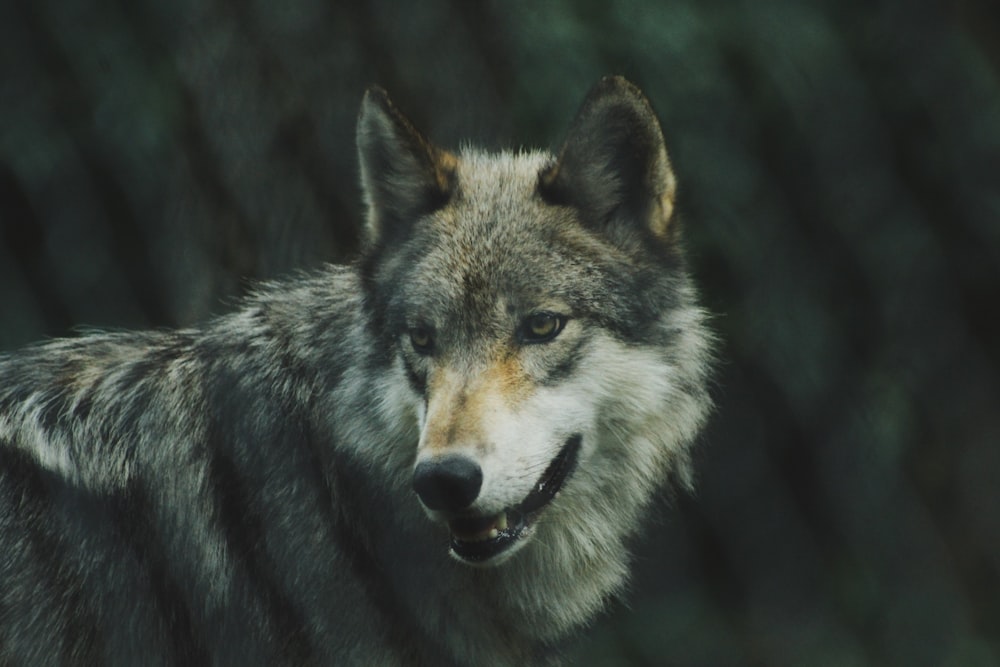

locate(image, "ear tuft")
(357, 87), (457, 245)
(538, 76), (676, 240)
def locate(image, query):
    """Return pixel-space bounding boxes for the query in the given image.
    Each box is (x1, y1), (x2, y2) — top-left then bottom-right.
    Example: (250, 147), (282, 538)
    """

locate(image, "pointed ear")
(538, 76), (677, 241)
(357, 87), (457, 245)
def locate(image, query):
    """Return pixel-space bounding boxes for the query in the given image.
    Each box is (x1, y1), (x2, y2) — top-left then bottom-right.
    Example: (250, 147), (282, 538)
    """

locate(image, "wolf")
(0, 76), (712, 665)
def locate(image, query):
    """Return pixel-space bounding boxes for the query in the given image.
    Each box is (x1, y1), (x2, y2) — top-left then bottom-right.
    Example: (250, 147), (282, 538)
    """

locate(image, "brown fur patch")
(434, 149), (458, 193)
(421, 348), (531, 454)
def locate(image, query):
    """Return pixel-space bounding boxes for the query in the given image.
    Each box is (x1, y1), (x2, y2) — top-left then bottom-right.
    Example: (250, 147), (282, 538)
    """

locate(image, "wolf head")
(357, 77), (712, 569)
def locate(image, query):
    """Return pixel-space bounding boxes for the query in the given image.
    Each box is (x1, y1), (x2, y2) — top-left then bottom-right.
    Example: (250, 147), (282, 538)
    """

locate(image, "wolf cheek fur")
(0, 76), (713, 665)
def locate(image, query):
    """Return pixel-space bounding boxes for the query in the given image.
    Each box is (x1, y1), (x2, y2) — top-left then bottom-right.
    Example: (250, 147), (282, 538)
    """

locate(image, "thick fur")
(0, 77), (713, 666)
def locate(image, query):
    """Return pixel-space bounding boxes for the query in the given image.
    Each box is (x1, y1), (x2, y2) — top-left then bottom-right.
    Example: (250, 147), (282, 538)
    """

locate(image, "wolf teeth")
(452, 513), (508, 543)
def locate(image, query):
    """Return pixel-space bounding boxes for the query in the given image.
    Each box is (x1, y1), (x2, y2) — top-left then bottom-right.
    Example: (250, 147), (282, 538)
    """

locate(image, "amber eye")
(408, 326), (434, 354)
(520, 312), (565, 344)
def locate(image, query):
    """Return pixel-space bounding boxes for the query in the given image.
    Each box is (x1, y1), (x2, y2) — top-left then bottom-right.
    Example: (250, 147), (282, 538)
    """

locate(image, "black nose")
(413, 455), (483, 512)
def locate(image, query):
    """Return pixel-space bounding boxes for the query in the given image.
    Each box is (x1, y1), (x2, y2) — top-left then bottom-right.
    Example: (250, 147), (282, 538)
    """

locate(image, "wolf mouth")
(447, 434), (582, 563)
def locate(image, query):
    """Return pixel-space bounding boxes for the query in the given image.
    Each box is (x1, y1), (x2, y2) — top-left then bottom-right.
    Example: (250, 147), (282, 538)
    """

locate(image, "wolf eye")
(408, 326), (434, 354)
(519, 313), (565, 344)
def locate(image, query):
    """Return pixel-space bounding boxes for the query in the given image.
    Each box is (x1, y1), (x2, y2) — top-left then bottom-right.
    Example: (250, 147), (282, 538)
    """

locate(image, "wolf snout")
(413, 455), (483, 512)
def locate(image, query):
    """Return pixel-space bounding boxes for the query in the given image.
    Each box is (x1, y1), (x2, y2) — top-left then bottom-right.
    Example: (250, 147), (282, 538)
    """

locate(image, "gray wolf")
(0, 76), (713, 665)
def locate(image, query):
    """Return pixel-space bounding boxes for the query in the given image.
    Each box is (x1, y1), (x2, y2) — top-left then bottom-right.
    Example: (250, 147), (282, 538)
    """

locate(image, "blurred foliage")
(1, 0), (999, 664)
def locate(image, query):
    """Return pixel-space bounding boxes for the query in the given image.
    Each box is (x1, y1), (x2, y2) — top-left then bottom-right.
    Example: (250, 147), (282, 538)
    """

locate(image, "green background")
(2, 1), (998, 664)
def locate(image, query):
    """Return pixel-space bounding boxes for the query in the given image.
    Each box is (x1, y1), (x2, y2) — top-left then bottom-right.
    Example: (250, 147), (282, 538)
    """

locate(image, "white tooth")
(496, 513), (508, 531)
(488, 528), (499, 539)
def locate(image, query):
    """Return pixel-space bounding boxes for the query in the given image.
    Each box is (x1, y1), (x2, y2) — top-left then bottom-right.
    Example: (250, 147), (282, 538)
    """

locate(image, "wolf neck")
(355, 473), (630, 663)
(391, 499), (631, 663)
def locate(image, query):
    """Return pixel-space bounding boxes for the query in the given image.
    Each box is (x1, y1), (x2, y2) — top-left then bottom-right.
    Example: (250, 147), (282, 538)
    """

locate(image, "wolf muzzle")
(411, 436), (583, 564)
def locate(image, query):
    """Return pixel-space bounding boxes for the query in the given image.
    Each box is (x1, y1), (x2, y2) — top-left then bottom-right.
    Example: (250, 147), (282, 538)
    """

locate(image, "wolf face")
(358, 77), (712, 567)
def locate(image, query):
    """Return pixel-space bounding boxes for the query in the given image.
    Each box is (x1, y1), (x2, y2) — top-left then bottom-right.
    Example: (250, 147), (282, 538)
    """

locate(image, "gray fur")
(0, 77), (713, 666)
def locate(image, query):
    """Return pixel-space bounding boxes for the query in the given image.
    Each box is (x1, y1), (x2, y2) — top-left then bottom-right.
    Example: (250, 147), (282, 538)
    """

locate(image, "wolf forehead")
(372, 151), (674, 336)
(387, 151), (602, 296)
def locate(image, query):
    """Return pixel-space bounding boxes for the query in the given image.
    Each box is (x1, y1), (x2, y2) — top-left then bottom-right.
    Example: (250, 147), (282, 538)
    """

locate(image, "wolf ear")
(538, 76), (677, 241)
(357, 87), (457, 245)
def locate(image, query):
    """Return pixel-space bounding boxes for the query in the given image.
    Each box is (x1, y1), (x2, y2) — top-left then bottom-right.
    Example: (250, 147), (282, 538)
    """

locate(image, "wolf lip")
(449, 434), (582, 563)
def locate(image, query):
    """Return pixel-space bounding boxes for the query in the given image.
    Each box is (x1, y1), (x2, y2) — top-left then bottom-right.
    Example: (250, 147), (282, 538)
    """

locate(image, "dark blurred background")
(2, 0), (999, 664)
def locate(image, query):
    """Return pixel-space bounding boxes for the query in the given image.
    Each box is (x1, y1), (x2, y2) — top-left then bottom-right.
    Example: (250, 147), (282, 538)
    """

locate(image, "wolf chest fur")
(0, 76), (713, 665)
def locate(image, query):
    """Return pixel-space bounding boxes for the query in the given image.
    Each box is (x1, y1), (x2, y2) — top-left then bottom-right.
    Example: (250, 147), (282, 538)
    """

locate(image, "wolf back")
(0, 76), (713, 665)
